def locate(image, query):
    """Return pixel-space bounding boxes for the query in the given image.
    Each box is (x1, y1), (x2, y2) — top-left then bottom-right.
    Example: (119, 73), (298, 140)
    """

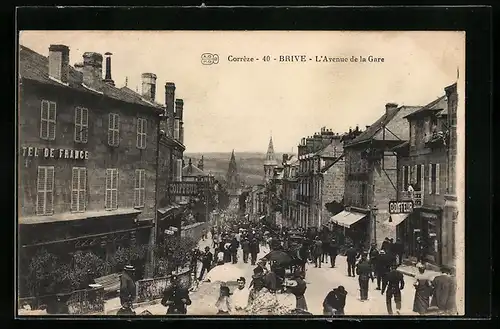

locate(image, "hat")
(336, 286), (347, 294)
(124, 265), (135, 271)
(379, 250), (386, 254)
(283, 279), (298, 287)
(205, 246), (210, 250)
(237, 277), (246, 283)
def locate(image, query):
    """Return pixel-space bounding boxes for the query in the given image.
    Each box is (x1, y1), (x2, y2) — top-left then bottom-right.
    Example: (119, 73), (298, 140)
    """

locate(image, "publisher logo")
(201, 53), (219, 65)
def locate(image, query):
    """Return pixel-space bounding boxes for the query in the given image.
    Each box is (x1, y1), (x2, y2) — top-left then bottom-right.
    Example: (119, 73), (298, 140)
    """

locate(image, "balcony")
(400, 190), (423, 208)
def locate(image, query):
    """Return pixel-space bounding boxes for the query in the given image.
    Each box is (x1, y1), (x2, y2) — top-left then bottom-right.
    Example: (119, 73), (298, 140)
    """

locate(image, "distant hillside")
(184, 152), (285, 186)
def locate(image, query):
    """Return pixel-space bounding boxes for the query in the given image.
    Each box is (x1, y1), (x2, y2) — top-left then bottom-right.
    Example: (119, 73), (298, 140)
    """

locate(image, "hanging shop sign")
(389, 200), (414, 214)
(22, 146), (89, 160)
(168, 181), (200, 196)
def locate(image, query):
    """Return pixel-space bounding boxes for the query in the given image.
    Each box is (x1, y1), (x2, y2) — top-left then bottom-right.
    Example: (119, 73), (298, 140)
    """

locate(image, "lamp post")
(371, 205), (379, 245)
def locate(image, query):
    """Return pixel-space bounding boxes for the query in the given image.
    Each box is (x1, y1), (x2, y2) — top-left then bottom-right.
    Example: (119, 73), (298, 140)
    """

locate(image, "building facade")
(282, 155), (299, 227)
(18, 45), (163, 276)
(393, 95), (449, 266)
(337, 103), (421, 249)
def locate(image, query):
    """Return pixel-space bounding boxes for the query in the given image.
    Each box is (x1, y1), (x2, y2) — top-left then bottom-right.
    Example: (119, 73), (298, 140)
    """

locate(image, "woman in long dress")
(288, 270), (308, 311)
(412, 264), (433, 315)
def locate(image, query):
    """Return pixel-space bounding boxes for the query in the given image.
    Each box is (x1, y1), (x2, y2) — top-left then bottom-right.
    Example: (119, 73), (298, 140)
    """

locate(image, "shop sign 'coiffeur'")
(21, 146), (89, 160)
(389, 201), (414, 214)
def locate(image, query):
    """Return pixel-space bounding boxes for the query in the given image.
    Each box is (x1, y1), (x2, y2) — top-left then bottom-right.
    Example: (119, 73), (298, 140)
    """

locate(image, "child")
(215, 284), (232, 315)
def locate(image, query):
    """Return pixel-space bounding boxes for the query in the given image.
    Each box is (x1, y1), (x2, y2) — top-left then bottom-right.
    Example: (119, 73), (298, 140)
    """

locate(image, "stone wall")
(135, 269), (191, 303)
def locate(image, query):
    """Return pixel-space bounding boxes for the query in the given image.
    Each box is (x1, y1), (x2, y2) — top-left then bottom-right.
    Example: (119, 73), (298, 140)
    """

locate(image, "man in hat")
(381, 263), (405, 315)
(232, 277), (250, 313)
(119, 265), (136, 312)
(356, 253), (374, 301)
(345, 244), (359, 277)
(368, 242), (380, 277)
(241, 237), (251, 263)
(313, 236), (323, 268)
(323, 286), (348, 315)
(381, 237), (390, 253)
(249, 238), (260, 265)
(329, 237), (339, 268)
(375, 249), (392, 290)
(198, 246), (213, 281)
(430, 265), (457, 315)
(161, 274), (192, 314)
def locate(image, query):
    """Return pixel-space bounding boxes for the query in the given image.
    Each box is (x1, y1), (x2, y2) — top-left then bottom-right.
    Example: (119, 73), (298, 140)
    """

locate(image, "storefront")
(330, 209), (370, 248)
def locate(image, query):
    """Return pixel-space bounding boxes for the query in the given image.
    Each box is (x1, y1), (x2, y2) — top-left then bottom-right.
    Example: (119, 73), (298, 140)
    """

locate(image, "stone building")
(392, 94), (449, 266)
(337, 103), (421, 249)
(282, 155), (299, 227)
(18, 45), (164, 281)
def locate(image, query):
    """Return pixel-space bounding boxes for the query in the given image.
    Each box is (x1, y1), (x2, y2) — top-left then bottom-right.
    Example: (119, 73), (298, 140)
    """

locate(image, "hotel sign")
(389, 201), (414, 214)
(22, 146), (89, 160)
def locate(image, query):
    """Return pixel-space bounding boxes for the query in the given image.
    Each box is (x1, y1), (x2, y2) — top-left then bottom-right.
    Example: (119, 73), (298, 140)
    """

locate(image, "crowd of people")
(114, 212), (457, 316)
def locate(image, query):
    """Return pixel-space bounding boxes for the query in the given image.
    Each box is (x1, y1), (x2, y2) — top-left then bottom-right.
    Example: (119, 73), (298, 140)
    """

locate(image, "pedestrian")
(393, 238), (404, 266)
(381, 237), (390, 252)
(230, 236), (239, 264)
(288, 269), (308, 311)
(223, 242), (232, 263)
(381, 263), (405, 315)
(368, 243), (380, 276)
(329, 238), (339, 268)
(241, 237), (250, 263)
(323, 285), (347, 316)
(161, 274), (192, 314)
(313, 236), (323, 268)
(416, 237), (427, 263)
(198, 246), (213, 281)
(119, 265), (136, 312)
(249, 238), (260, 265)
(232, 277), (250, 313)
(248, 272), (265, 305)
(345, 244), (358, 277)
(412, 263), (433, 315)
(430, 265), (457, 315)
(215, 284), (232, 315)
(356, 253), (374, 301)
(375, 249), (391, 290)
(321, 234), (330, 264)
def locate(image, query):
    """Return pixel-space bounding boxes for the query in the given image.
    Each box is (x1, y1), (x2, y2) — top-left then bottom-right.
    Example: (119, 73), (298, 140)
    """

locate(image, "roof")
(315, 142), (341, 158)
(404, 95), (448, 119)
(19, 45), (164, 112)
(182, 163), (206, 177)
(345, 105), (421, 147)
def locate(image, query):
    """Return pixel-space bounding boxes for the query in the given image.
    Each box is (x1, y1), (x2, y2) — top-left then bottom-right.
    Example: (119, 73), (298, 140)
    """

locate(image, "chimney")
(349, 128), (352, 133)
(82, 52), (103, 90)
(48, 44), (70, 83)
(141, 73), (157, 101)
(74, 62), (84, 73)
(103, 52), (115, 86)
(385, 102), (398, 114)
(355, 125), (359, 132)
(174, 99), (183, 141)
(165, 82), (176, 137)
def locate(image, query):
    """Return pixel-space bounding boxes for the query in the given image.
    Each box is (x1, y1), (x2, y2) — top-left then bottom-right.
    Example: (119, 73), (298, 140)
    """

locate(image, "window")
(40, 100), (56, 140)
(403, 165), (409, 190)
(74, 107), (89, 143)
(420, 164), (425, 194)
(416, 165), (422, 190)
(174, 119), (180, 140)
(410, 122), (416, 146)
(134, 169), (146, 208)
(429, 164), (439, 194)
(108, 113), (120, 147)
(36, 166), (54, 215)
(136, 118), (147, 149)
(105, 168), (118, 210)
(71, 167), (87, 212)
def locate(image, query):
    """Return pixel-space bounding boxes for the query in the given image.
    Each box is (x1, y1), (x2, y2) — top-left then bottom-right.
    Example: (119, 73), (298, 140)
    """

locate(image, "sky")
(19, 31), (465, 153)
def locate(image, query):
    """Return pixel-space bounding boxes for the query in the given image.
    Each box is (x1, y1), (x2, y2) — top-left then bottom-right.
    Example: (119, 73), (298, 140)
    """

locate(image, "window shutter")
(436, 163), (440, 195)
(40, 101), (49, 139)
(420, 164), (425, 194)
(114, 115), (120, 146)
(74, 107), (82, 142)
(112, 170), (118, 209)
(48, 102), (57, 140)
(108, 114), (114, 146)
(428, 164), (432, 194)
(82, 108), (88, 143)
(141, 170), (145, 206)
(46, 167), (54, 214)
(79, 168), (87, 211)
(136, 119), (141, 148)
(71, 167), (79, 212)
(400, 166), (404, 191)
(105, 169), (111, 209)
(36, 167), (46, 215)
(143, 119), (147, 148)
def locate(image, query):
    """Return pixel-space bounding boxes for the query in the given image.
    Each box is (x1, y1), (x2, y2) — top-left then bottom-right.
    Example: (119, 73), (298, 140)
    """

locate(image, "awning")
(330, 210), (367, 228)
(384, 213), (410, 227)
(157, 205), (179, 215)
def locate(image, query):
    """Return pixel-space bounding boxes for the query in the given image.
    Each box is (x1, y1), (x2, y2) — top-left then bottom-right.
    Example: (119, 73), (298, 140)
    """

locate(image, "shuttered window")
(136, 118), (147, 149)
(420, 164), (425, 195)
(428, 164), (433, 194)
(134, 169), (146, 208)
(436, 163), (440, 195)
(429, 164), (438, 194)
(108, 113), (120, 146)
(74, 107), (89, 143)
(40, 100), (56, 140)
(71, 167), (87, 212)
(105, 168), (118, 210)
(36, 166), (54, 215)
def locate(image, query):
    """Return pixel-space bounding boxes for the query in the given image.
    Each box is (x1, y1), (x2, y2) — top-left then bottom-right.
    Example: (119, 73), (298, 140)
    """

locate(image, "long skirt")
(413, 285), (432, 314)
(295, 295), (308, 311)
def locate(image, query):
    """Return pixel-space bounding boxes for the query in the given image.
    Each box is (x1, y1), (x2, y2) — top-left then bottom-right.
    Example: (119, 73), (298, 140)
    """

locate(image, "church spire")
(263, 135), (278, 183)
(266, 136), (275, 161)
(226, 150), (239, 194)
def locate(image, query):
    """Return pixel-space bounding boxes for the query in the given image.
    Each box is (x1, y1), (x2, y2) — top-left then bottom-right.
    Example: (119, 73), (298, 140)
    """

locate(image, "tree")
(24, 248), (61, 296)
(153, 236), (197, 277)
